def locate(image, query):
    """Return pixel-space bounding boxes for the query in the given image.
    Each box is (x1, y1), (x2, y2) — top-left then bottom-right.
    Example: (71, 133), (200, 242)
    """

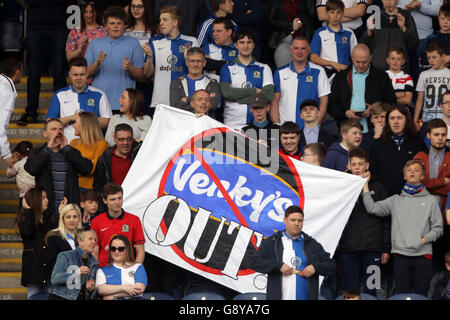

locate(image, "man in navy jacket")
(250, 205), (336, 300)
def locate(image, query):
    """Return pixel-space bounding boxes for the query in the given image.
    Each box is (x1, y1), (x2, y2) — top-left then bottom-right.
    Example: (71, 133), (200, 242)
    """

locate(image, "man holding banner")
(250, 205), (336, 300)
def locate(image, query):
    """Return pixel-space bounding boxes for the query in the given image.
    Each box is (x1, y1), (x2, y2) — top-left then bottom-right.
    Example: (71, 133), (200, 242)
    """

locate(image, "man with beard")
(24, 119), (93, 212)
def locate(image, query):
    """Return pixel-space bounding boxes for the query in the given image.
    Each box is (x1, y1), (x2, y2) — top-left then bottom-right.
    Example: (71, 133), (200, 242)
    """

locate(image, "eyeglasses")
(130, 4), (144, 10)
(115, 137), (133, 142)
(110, 246), (126, 252)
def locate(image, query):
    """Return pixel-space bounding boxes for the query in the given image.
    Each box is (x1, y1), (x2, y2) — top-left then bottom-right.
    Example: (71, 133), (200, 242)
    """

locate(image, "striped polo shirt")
(148, 33), (199, 106)
(220, 58), (274, 129)
(274, 61), (330, 129)
(310, 24), (357, 68)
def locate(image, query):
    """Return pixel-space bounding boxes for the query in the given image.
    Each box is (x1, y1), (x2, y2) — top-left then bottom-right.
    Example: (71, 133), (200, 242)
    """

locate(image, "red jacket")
(414, 150), (450, 219)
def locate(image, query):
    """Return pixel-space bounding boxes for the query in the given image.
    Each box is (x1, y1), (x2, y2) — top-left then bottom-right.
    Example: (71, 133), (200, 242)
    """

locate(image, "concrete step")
(0, 201), (19, 214)
(0, 287), (27, 300)
(0, 259), (22, 272)
(0, 184), (19, 201)
(16, 76), (70, 92)
(0, 273), (22, 288)
(14, 96), (52, 109)
(7, 123), (44, 140)
(0, 243), (23, 261)
(10, 110), (47, 122)
(0, 214), (17, 229)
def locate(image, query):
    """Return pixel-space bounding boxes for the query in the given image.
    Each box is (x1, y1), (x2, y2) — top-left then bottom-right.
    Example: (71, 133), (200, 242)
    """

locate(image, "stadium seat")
(142, 292), (176, 300)
(387, 293), (427, 300)
(28, 292), (49, 300)
(182, 292), (226, 300)
(319, 295), (328, 300)
(335, 293), (378, 300)
(232, 292), (266, 300)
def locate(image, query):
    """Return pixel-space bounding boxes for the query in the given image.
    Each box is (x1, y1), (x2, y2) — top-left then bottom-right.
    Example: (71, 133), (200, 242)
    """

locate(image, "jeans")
(26, 28), (67, 116)
(340, 251), (382, 296)
(393, 254), (433, 296)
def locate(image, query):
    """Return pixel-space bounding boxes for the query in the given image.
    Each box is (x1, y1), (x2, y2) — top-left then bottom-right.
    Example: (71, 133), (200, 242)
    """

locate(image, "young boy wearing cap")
(241, 92), (280, 149)
(299, 99), (337, 150)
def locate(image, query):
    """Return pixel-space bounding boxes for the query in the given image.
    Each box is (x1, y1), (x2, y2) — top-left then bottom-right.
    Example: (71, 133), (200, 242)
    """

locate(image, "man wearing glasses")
(93, 123), (142, 198)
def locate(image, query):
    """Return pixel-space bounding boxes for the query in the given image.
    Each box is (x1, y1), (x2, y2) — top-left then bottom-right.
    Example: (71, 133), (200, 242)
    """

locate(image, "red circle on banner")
(157, 127), (305, 276)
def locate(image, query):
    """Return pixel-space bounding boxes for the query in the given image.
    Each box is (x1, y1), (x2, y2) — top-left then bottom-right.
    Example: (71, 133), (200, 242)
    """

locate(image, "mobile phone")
(354, 111), (363, 117)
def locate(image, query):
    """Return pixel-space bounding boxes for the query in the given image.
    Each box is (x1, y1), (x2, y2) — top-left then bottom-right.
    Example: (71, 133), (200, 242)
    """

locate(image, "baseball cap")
(249, 92), (270, 108)
(299, 99), (319, 111)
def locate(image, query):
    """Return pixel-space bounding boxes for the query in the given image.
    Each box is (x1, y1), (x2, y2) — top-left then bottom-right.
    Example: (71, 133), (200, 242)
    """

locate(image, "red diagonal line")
(191, 145), (258, 248)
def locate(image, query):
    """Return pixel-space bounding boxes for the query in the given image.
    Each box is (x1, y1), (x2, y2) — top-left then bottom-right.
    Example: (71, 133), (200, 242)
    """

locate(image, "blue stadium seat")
(182, 292), (226, 300)
(387, 293), (427, 300)
(232, 292), (266, 300)
(142, 292), (176, 300)
(28, 292), (49, 300)
(319, 295), (328, 300)
(335, 293), (378, 300)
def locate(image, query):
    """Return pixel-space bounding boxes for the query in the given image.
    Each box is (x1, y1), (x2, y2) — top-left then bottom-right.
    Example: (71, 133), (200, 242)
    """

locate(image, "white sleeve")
(263, 64), (274, 87)
(0, 89), (13, 159)
(95, 268), (106, 287)
(416, 72), (425, 92)
(318, 66), (331, 97)
(99, 93), (113, 119)
(139, 116), (152, 142)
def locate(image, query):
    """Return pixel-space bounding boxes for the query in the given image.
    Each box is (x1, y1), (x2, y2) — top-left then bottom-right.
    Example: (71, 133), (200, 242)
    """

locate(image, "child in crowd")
(385, 47), (414, 108)
(419, 4), (450, 70)
(428, 250), (450, 300)
(414, 41), (450, 133)
(360, 102), (390, 154)
(299, 99), (336, 150)
(6, 141), (35, 201)
(80, 189), (100, 227)
(300, 143), (327, 166)
(343, 289), (361, 300)
(322, 119), (362, 172)
(241, 92), (280, 149)
(310, 0), (357, 77)
(363, 160), (444, 296)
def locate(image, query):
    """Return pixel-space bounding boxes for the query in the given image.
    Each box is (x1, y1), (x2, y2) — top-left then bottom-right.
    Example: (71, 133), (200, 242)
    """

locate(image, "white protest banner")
(122, 105), (365, 293)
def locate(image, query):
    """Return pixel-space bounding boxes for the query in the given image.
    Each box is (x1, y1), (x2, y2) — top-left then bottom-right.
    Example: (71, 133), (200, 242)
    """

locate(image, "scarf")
(403, 183), (424, 195)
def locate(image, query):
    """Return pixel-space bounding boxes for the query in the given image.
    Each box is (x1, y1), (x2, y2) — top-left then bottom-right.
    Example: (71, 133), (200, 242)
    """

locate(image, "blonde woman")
(45, 199), (83, 284)
(96, 234), (147, 300)
(70, 111), (108, 191)
(104, 88), (152, 146)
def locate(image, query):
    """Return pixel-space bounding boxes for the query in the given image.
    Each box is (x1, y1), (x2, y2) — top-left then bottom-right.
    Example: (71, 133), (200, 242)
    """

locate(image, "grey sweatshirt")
(362, 188), (443, 257)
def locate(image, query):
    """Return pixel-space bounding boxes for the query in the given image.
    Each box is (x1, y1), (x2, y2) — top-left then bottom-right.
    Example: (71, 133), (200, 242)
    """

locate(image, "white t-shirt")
(416, 68), (450, 122)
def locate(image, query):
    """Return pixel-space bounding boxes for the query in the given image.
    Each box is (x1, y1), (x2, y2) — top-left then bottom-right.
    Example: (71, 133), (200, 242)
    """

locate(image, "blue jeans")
(340, 251), (382, 296)
(26, 28), (67, 116)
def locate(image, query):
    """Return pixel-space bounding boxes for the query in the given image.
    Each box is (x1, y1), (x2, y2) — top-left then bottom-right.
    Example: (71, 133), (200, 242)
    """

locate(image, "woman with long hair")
(66, 1), (107, 62)
(17, 187), (58, 299)
(45, 200), (83, 283)
(70, 111), (108, 191)
(96, 234), (147, 300)
(104, 88), (152, 146)
(125, 0), (156, 112)
(370, 104), (427, 196)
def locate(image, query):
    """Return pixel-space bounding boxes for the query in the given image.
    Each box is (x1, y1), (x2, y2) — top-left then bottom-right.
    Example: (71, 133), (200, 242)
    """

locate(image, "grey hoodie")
(362, 188), (443, 257)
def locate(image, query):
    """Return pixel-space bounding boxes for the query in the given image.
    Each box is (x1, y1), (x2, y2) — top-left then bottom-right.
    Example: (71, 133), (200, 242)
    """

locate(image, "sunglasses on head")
(110, 246), (126, 252)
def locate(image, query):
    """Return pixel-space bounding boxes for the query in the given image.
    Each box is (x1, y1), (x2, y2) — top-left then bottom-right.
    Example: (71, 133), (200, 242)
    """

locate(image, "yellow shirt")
(70, 139), (108, 189)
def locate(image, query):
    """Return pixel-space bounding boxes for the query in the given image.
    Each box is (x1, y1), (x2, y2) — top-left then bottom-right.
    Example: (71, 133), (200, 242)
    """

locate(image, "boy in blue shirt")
(310, 0), (357, 77)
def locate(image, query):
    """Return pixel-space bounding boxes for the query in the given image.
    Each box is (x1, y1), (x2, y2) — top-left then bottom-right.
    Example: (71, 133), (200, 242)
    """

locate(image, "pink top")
(66, 26), (107, 57)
